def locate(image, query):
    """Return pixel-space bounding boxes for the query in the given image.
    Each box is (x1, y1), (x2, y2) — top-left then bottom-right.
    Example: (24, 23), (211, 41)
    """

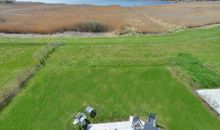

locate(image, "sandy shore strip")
(0, 31), (117, 38)
(1, 23), (220, 38)
(196, 89), (220, 115)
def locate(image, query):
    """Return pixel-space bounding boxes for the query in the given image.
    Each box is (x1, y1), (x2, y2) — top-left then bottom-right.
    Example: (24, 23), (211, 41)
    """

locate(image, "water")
(16, 0), (175, 7)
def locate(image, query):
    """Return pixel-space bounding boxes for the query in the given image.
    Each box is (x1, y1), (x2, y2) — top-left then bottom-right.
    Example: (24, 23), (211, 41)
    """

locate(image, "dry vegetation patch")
(0, 2), (220, 34)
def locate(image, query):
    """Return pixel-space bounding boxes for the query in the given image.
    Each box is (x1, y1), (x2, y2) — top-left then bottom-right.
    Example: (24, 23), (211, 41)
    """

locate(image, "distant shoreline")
(0, 1), (220, 34)
(0, 23), (220, 39)
(12, 0), (176, 7)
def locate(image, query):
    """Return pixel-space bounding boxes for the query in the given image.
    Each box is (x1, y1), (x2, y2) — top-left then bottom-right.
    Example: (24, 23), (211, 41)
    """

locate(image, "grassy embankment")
(0, 42), (61, 110)
(0, 44), (42, 109)
(0, 44), (40, 88)
(0, 27), (220, 130)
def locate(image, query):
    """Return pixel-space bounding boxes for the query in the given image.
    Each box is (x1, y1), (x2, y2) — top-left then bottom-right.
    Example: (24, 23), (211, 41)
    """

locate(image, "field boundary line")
(169, 66), (220, 117)
(0, 42), (63, 111)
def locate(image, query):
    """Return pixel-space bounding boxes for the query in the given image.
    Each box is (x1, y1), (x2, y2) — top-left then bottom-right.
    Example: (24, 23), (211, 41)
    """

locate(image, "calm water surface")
(17, 0), (175, 6)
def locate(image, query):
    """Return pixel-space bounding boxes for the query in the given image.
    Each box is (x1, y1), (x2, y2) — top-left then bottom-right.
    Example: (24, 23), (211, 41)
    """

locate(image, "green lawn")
(0, 27), (220, 130)
(0, 44), (41, 88)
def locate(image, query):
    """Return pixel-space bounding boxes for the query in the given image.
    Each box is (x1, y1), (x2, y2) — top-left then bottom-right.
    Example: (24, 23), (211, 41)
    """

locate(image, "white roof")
(196, 88), (220, 114)
(88, 121), (133, 130)
(88, 116), (144, 130)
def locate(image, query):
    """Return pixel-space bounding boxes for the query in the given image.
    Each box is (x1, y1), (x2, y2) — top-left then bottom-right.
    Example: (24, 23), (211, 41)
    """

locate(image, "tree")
(0, 0), (15, 3)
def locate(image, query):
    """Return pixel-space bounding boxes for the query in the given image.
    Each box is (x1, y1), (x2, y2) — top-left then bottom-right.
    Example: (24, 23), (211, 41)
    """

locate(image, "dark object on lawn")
(73, 112), (90, 130)
(131, 116), (144, 130)
(85, 106), (96, 118)
(143, 113), (160, 130)
(73, 106), (96, 130)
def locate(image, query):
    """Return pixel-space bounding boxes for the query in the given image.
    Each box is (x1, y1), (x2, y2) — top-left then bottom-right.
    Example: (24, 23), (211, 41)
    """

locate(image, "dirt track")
(0, 1), (220, 34)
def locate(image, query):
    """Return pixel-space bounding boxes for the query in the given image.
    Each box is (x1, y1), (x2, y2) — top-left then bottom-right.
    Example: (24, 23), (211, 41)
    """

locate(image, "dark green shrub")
(0, 17), (6, 23)
(72, 21), (110, 33)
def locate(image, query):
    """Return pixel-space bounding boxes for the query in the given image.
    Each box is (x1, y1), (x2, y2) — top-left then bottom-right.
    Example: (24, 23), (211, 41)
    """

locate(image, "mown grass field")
(0, 27), (220, 130)
(0, 44), (41, 89)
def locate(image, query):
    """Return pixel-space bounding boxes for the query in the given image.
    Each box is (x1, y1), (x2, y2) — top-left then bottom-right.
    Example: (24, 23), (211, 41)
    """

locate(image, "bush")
(72, 21), (110, 33)
(0, 17), (6, 23)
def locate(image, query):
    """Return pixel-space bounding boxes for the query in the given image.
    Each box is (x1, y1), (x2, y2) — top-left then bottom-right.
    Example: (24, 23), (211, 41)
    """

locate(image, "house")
(88, 113), (161, 130)
(73, 106), (161, 130)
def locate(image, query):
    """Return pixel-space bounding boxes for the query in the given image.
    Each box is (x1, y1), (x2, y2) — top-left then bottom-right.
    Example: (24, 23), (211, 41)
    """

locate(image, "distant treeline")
(0, 0), (15, 3)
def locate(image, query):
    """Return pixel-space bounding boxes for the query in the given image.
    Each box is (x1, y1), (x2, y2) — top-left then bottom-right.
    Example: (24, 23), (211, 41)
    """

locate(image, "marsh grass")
(119, 25), (140, 35)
